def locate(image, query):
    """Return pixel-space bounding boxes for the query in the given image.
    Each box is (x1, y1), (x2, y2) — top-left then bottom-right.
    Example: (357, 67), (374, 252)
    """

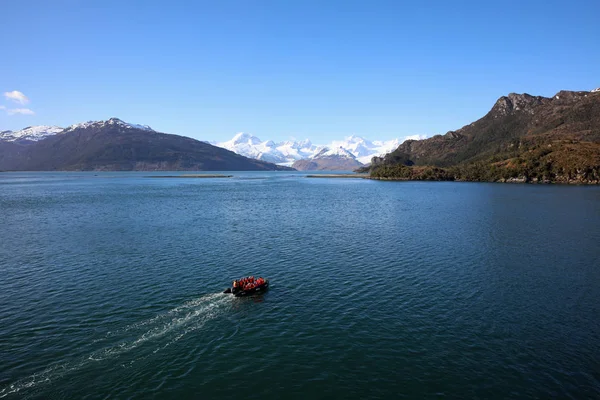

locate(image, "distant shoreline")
(145, 174), (233, 178)
(306, 174), (369, 179)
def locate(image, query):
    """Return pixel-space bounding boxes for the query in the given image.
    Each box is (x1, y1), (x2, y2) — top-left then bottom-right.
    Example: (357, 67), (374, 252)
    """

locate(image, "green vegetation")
(370, 140), (600, 184)
(366, 91), (600, 184)
(370, 165), (454, 181)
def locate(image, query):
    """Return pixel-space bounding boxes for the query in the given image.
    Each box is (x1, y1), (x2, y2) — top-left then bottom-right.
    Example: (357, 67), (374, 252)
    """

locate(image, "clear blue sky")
(1, 0), (598, 142)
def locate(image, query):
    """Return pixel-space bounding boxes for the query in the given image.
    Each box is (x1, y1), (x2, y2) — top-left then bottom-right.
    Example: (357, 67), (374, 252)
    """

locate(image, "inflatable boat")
(223, 276), (269, 297)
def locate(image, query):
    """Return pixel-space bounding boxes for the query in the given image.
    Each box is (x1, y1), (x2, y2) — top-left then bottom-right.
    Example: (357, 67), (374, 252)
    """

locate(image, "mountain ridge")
(0, 118), (293, 172)
(2, 119), (419, 169)
(0, 125), (65, 143)
(214, 133), (411, 166)
(365, 88), (600, 184)
(292, 146), (363, 171)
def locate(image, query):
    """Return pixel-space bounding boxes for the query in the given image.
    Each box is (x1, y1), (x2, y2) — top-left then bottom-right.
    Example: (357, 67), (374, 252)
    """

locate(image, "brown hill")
(291, 147), (363, 171)
(366, 89), (600, 183)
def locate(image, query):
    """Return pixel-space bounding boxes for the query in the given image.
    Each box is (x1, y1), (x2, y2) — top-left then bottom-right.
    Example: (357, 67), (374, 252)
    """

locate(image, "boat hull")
(224, 280), (269, 297)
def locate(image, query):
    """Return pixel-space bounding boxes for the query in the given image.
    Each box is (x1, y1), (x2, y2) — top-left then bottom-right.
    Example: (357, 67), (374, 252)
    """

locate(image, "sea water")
(1, 172), (599, 399)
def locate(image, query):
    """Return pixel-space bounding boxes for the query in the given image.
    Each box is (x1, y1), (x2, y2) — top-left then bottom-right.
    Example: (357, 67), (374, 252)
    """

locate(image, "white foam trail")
(0, 293), (230, 399)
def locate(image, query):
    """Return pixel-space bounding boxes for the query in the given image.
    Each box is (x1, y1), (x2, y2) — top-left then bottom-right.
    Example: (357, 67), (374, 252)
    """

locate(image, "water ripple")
(0, 174), (599, 399)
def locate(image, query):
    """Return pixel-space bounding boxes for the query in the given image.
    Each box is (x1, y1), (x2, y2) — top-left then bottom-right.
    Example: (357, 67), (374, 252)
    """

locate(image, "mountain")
(292, 146), (364, 171)
(0, 126), (64, 143)
(0, 118), (293, 171)
(65, 118), (154, 133)
(214, 133), (403, 166)
(329, 135), (402, 164)
(365, 88), (600, 184)
(215, 133), (322, 165)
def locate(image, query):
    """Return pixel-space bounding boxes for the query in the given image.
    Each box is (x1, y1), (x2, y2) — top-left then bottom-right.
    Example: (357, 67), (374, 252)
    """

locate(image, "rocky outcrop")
(490, 93), (548, 117)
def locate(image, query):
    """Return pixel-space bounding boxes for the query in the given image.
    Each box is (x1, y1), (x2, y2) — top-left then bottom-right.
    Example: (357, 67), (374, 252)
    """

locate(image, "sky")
(1, 0), (599, 143)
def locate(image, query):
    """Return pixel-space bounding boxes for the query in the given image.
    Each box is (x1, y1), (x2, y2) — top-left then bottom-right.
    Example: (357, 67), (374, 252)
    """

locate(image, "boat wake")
(0, 292), (231, 399)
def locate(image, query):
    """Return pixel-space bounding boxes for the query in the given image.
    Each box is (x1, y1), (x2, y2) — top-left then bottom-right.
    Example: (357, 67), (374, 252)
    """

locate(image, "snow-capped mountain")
(313, 146), (357, 159)
(215, 133), (404, 166)
(0, 118), (290, 172)
(0, 125), (64, 142)
(215, 133), (325, 165)
(291, 145), (364, 171)
(0, 118), (154, 143)
(64, 118), (154, 132)
(2, 118), (419, 169)
(328, 135), (401, 164)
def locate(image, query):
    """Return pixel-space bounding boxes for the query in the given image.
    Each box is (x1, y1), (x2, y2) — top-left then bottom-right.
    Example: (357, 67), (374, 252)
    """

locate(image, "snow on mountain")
(313, 146), (357, 159)
(274, 140), (324, 164)
(64, 118), (154, 132)
(328, 135), (402, 164)
(292, 145), (363, 171)
(214, 133), (408, 166)
(216, 133), (284, 163)
(329, 135), (374, 158)
(218, 132), (264, 156)
(231, 132), (261, 146)
(0, 125), (64, 142)
(215, 133), (323, 165)
(1, 118), (156, 144)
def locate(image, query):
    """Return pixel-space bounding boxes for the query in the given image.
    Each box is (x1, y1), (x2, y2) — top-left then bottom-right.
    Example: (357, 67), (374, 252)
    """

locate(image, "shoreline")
(367, 176), (600, 185)
(306, 174), (369, 179)
(145, 174), (233, 178)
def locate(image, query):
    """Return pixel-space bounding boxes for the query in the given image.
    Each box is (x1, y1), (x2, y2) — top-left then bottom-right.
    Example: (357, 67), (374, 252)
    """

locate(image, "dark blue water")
(1, 172), (599, 399)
